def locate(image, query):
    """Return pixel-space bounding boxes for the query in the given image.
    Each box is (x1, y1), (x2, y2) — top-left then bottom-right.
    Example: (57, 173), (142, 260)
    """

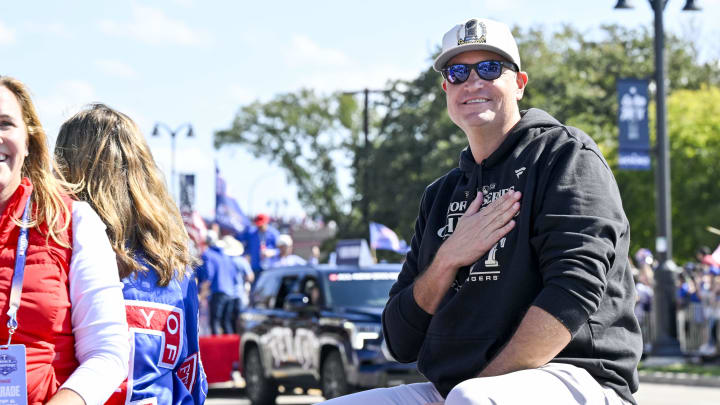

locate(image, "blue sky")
(2, 0), (718, 219)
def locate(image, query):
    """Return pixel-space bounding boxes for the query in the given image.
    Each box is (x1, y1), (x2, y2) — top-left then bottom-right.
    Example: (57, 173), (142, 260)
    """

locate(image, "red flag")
(182, 210), (207, 252)
(710, 243), (720, 267)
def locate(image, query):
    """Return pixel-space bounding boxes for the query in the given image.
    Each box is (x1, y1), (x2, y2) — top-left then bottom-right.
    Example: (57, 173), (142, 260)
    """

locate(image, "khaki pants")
(318, 363), (632, 405)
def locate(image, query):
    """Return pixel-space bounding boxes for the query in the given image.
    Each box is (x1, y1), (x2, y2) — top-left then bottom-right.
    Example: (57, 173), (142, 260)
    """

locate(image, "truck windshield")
(325, 271), (399, 308)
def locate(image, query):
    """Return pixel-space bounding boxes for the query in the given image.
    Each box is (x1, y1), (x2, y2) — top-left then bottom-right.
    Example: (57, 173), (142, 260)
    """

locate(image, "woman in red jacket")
(0, 76), (129, 404)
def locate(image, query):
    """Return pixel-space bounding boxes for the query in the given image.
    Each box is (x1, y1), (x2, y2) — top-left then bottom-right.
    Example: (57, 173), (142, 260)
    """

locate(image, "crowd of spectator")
(633, 245), (720, 357)
(195, 213), (324, 335)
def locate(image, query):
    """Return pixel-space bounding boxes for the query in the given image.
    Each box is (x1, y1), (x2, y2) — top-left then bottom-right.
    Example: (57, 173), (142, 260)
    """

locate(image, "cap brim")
(433, 44), (518, 72)
(225, 249), (243, 256)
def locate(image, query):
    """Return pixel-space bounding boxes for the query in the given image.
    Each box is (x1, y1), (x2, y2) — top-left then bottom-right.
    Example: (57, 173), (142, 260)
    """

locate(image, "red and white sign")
(126, 300), (185, 369)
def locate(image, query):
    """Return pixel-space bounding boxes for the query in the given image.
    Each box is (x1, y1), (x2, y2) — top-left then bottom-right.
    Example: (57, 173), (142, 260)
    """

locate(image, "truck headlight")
(343, 322), (381, 350)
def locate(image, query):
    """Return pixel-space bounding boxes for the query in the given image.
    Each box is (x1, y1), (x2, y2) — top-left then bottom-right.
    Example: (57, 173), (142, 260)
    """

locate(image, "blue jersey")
(236, 225), (278, 271)
(198, 245), (239, 296)
(107, 258), (208, 404)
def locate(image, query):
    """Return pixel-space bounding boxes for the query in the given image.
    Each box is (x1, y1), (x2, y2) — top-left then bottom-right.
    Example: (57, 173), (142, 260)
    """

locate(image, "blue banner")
(617, 78), (651, 170)
(335, 239), (375, 266)
(618, 150), (651, 171)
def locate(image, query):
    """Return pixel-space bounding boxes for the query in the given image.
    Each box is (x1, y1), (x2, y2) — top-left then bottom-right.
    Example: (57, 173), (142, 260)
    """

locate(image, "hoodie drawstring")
(467, 162), (483, 203)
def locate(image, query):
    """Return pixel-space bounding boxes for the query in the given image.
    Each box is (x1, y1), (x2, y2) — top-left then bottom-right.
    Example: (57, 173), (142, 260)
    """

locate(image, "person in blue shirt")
(55, 104), (207, 404)
(221, 235), (254, 330)
(198, 235), (240, 335)
(236, 213), (279, 278)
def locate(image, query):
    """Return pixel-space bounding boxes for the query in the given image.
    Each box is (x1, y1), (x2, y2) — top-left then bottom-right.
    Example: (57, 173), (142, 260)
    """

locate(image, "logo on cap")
(458, 19), (486, 45)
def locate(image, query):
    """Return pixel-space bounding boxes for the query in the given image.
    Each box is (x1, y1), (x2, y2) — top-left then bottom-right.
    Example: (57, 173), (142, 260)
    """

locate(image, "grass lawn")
(639, 362), (720, 377)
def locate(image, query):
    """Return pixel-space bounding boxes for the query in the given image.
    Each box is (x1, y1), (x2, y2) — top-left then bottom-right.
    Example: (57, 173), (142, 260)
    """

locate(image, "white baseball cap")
(433, 18), (521, 72)
(277, 234), (293, 247)
(221, 235), (245, 256)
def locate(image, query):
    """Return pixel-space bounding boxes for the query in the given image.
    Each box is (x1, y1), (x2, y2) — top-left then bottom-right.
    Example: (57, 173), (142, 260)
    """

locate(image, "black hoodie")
(382, 108), (642, 404)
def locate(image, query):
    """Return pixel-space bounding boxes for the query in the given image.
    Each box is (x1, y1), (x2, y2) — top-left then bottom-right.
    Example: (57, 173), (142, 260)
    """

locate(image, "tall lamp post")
(152, 122), (194, 201)
(342, 88), (389, 228)
(614, 0), (701, 356)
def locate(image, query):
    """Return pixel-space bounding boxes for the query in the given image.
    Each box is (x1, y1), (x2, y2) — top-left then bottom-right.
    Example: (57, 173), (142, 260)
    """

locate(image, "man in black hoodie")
(320, 17), (642, 405)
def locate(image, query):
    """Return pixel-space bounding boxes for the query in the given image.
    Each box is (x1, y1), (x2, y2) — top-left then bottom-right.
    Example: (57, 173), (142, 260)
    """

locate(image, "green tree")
(214, 89), (357, 223)
(664, 86), (720, 260)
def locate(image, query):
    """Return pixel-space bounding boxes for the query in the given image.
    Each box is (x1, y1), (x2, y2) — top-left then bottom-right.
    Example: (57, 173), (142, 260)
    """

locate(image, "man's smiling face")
(442, 50), (527, 136)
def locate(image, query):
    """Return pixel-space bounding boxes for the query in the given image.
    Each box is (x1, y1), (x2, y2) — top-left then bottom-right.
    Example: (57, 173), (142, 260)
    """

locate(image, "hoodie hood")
(458, 108), (562, 196)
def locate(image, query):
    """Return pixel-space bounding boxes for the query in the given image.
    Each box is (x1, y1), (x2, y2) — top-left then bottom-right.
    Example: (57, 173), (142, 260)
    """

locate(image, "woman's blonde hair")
(0, 76), (71, 245)
(55, 104), (195, 285)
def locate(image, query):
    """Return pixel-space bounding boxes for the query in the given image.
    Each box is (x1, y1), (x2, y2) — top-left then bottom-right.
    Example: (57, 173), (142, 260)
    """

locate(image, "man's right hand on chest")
(413, 190), (521, 314)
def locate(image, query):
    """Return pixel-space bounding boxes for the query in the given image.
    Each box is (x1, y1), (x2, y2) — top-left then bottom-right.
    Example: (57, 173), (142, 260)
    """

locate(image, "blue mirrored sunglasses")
(441, 60), (519, 84)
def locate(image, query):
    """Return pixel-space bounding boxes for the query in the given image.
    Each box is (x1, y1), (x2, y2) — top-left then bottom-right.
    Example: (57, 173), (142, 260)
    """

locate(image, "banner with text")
(617, 78), (651, 170)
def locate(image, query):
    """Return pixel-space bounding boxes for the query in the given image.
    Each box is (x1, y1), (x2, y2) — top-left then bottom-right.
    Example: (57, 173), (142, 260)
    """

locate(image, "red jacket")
(0, 178), (77, 403)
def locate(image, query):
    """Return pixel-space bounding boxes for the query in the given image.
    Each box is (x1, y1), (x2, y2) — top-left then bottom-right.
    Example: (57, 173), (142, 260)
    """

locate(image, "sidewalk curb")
(639, 371), (720, 387)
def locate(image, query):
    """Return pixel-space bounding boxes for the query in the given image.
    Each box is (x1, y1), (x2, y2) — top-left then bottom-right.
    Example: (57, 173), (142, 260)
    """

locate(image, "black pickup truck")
(239, 264), (424, 404)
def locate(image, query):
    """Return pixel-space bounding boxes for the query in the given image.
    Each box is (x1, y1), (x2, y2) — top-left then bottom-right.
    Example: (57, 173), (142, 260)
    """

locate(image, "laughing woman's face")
(0, 85), (29, 211)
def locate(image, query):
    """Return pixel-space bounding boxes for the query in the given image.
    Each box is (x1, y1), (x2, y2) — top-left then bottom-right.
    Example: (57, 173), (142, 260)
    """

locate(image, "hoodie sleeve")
(530, 135), (628, 335)
(382, 189), (433, 363)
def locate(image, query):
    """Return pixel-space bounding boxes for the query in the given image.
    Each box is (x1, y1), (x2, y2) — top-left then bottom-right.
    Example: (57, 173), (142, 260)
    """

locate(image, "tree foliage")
(663, 86), (720, 260)
(215, 89), (355, 222)
(215, 24), (720, 262)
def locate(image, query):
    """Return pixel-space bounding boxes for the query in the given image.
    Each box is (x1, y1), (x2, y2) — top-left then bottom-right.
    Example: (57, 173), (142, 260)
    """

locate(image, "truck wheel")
(321, 351), (349, 399)
(244, 346), (277, 405)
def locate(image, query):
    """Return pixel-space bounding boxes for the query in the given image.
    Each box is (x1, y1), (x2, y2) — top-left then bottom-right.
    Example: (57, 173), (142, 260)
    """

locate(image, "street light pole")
(363, 88), (370, 227)
(652, 0), (670, 264)
(650, 0), (681, 358)
(342, 88), (388, 228)
(615, 0), (700, 356)
(152, 122), (194, 201)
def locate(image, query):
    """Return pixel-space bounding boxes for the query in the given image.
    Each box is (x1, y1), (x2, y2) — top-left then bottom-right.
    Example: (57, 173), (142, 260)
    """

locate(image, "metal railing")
(639, 303), (719, 355)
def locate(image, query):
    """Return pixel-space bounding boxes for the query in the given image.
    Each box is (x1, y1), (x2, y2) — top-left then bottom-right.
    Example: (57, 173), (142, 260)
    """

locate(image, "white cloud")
(292, 63), (422, 94)
(94, 59), (138, 79)
(479, 0), (522, 13)
(98, 5), (210, 46)
(23, 22), (72, 39)
(227, 84), (261, 105)
(0, 21), (16, 45)
(284, 35), (349, 67)
(278, 35), (423, 93)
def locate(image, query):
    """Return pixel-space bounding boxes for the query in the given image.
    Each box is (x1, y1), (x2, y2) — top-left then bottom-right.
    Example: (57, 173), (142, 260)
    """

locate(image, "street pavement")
(206, 390), (323, 405)
(206, 383), (720, 404)
(633, 382), (720, 405)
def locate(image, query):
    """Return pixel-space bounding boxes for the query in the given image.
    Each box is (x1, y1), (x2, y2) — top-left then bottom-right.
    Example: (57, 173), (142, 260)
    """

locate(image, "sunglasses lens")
(445, 64), (471, 84)
(476, 61), (503, 80)
(444, 61), (508, 84)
